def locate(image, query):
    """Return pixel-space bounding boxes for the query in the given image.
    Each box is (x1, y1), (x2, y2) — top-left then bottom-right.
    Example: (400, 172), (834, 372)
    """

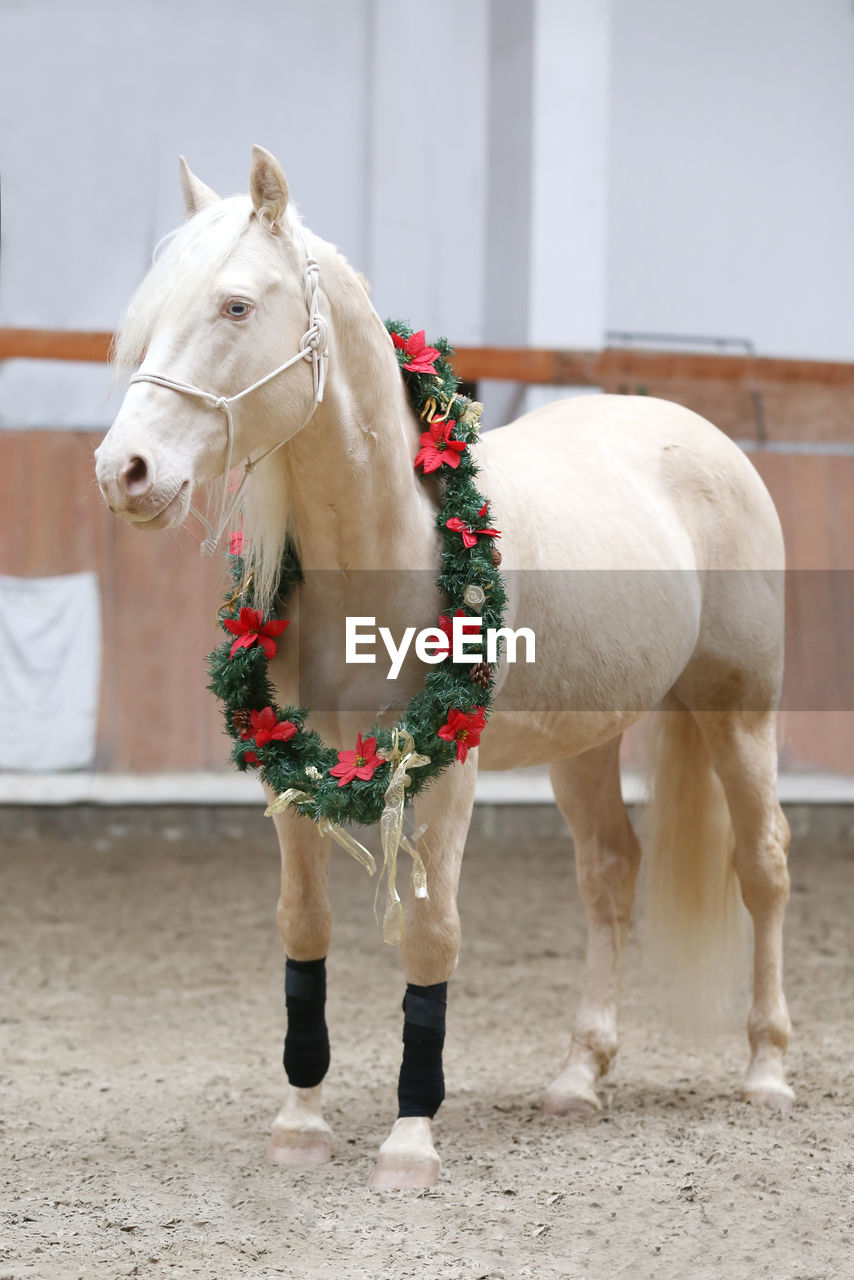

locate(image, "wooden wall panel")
(598, 379), (854, 445)
(0, 432), (117, 766)
(746, 454), (854, 773)
(753, 453), (854, 571)
(109, 521), (225, 770)
(0, 433), (31, 571)
(0, 430), (232, 772)
(1, 431), (852, 774)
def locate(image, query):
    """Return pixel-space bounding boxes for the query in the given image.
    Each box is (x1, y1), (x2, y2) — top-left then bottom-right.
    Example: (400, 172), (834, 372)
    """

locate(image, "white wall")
(365, 0), (488, 348)
(479, 0), (611, 424)
(607, 0), (854, 359)
(2, 0), (852, 433)
(0, 0), (489, 428)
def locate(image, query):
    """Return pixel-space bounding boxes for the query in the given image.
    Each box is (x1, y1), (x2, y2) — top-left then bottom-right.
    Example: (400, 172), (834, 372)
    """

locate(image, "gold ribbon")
(375, 729), (432, 945)
(264, 788), (377, 875)
(460, 400), (484, 430)
(218, 568), (255, 621)
(264, 729), (431, 945)
(420, 395), (441, 422)
(420, 394), (483, 432)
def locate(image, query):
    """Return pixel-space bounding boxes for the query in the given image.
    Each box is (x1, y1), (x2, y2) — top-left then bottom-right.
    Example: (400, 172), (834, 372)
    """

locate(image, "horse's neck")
(283, 248), (438, 573)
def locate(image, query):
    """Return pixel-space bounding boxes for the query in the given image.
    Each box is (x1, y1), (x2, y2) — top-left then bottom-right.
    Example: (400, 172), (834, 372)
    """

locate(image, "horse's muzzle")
(94, 443), (190, 529)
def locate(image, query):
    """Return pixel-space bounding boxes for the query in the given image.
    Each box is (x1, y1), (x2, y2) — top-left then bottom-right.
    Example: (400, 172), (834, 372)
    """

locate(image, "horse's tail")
(639, 708), (746, 1028)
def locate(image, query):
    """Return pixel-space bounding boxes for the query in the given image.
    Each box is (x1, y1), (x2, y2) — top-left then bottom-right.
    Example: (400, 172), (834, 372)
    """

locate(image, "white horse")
(96, 146), (793, 1190)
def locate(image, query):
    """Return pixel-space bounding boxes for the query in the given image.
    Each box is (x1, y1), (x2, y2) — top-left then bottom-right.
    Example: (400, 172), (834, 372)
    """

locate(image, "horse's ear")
(179, 156), (220, 218)
(249, 144), (289, 230)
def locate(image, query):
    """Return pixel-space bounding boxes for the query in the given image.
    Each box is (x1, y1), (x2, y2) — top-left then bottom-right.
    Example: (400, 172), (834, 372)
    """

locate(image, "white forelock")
(113, 196), (258, 374)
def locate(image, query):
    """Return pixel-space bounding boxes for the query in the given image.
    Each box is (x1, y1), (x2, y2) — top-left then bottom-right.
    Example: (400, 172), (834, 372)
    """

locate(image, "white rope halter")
(129, 249), (329, 556)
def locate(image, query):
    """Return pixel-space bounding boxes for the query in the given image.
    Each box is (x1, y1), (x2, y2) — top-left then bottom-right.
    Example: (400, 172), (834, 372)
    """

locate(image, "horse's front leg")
(369, 754), (478, 1191)
(266, 804), (334, 1166)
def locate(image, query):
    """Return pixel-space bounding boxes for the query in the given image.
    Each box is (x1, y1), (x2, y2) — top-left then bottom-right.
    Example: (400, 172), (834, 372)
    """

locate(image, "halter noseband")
(128, 248), (329, 556)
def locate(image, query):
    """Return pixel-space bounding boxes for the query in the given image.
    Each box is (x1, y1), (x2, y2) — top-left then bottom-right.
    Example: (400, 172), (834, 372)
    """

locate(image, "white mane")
(112, 196), (255, 373)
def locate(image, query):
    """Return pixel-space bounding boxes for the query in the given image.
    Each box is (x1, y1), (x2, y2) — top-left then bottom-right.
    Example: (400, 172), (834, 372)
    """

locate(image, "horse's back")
(476, 395), (785, 767)
(482, 394), (784, 573)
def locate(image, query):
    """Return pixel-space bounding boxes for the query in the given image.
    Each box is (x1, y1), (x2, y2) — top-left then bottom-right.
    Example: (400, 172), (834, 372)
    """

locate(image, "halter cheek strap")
(128, 253), (329, 556)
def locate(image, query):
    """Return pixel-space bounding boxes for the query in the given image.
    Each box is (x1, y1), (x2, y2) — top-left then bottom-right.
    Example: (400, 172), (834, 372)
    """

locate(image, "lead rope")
(128, 250), (329, 557)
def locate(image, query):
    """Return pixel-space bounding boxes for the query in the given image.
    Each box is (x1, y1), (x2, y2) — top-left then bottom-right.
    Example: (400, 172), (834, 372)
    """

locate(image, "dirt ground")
(1, 803), (853, 1280)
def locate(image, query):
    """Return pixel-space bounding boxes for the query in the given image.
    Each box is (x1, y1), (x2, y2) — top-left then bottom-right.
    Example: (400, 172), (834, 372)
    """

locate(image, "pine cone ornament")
(232, 708), (252, 736)
(469, 661), (492, 690)
(490, 545), (502, 567)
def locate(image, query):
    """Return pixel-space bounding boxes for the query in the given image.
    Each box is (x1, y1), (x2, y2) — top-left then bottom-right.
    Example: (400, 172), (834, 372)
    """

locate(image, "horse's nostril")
(123, 455), (151, 497)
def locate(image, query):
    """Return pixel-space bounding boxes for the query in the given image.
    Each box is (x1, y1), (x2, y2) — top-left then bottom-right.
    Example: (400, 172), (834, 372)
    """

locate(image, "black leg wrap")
(283, 957), (330, 1089)
(397, 981), (447, 1119)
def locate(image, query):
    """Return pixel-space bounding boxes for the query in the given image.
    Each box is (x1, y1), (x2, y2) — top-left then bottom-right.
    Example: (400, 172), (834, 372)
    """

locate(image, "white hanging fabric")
(0, 572), (101, 770)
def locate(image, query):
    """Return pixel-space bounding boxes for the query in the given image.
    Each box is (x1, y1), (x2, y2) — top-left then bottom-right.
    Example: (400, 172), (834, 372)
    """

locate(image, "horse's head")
(95, 146), (326, 539)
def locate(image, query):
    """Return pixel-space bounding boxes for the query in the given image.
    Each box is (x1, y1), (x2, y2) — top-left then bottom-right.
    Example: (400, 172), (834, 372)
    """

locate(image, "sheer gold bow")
(375, 729), (432, 944)
(264, 727), (431, 945)
(264, 788), (376, 874)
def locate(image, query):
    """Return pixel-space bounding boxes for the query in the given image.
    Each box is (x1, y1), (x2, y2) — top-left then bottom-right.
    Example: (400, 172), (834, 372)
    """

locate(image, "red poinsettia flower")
(413, 419), (467, 474)
(329, 733), (383, 787)
(239, 707), (297, 766)
(228, 530), (244, 556)
(445, 502), (501, 550)
(391, 329), (440, 375)
(223, 607), (289, 660)
(437, 707), (487, 764)
(240, 707), (298, 748)
(436, 609), (466, 658)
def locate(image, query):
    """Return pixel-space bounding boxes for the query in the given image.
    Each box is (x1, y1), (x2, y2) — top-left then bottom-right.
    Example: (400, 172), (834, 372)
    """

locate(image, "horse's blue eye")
(225, 300), (251, 318)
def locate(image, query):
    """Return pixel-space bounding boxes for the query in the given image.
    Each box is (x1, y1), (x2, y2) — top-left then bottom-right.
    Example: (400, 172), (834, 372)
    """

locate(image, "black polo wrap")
(397, 981), (448, 1119)
(283, 956), (330, 1089)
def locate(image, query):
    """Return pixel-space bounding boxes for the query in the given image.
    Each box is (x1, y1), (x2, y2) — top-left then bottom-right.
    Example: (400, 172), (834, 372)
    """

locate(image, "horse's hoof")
(369, 1117), (440, 1191)
(268, 1106), (333, 1166)
(268, 1126), (332, 1165)
(744, 1084), (795, 1115)
(543, 1064), (602, 1118)
(369, 1153), (440, 1190)
(542, 1085), (602, 1118)
(744, 1061), (795, 1115)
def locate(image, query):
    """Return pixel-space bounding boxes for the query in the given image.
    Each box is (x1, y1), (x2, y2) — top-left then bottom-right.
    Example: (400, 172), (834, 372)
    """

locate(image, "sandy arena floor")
(1, 803), (853, 1280)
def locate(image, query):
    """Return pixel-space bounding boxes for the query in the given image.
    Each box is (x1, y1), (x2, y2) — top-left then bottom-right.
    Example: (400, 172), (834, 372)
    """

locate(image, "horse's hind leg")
(266, 805), (334, 1165)
(693, 710), (794, 1112)
(544, 736), (641, 1116)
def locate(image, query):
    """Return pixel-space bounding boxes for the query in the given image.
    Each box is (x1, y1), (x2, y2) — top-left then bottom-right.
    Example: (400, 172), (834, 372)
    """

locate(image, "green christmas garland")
(207, 320), (506, 830)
